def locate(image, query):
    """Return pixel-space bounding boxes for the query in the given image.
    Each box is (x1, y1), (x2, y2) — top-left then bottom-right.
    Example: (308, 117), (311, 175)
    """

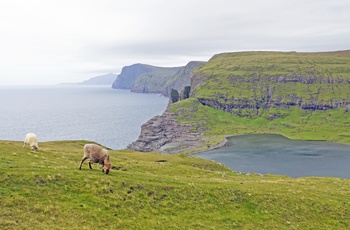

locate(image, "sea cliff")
(128, 50), (350, 153)
(127, 111), (204, 153)
(112, 61), (205, 96)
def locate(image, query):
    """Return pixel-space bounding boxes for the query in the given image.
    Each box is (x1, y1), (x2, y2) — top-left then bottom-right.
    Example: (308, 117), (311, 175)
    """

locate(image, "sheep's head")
(31, 145), (38, 151)
(103, 163), (111, 174)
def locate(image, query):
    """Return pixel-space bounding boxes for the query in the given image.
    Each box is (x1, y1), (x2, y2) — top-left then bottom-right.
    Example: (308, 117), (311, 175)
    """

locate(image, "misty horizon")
(0, 0), (349, 85)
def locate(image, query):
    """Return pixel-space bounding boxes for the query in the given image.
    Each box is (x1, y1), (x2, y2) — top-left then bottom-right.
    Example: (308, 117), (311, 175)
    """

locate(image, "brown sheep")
(79, 144), (112, 174)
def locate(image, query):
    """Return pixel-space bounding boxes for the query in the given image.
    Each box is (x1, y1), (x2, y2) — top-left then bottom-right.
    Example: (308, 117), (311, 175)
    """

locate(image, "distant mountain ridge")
(80, 73), (117, 85)
(112, 61), (205, 96)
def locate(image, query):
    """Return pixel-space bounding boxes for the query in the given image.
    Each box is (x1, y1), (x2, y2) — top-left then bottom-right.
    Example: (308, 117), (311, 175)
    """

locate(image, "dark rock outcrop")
(127, 111), (203, 153)
(180, 86), (191, 100)
(198, 97), (350, 114)
(169, 89), (179, 104)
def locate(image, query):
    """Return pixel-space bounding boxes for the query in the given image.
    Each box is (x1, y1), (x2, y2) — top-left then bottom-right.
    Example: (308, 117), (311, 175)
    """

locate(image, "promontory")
(128, 50), (350, 153)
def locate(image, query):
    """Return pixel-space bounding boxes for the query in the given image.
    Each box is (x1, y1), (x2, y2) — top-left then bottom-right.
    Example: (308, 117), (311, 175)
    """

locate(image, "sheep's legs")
(79, 157), (89, 170)
(88, 161), (93, 170)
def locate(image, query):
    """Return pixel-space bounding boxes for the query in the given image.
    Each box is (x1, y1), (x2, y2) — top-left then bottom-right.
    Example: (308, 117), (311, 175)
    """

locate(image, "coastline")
(191, 132), (350, 155)
(191, 134), (255, 154)
(192, 133), (350, 179)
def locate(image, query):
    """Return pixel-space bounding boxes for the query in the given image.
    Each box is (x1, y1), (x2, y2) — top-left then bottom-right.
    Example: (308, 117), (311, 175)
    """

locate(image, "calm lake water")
(196, 134), (350, 179)
(0, 85), (168, 149)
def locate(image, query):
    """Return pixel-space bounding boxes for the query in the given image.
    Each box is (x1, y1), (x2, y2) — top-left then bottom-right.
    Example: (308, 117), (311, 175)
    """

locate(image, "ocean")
(0, 85), (168, 149)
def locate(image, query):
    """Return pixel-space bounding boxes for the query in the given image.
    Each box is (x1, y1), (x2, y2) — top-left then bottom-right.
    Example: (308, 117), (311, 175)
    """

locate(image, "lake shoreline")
(194, 132), (350, 155)
(192, 133), (288, 155)
(195, 133), (350, 179)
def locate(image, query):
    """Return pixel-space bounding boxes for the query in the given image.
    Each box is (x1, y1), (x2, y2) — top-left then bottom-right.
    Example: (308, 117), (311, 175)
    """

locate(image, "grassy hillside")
(192, 51), (350, 103)
(170, 98), (350, 150)
(166, 51), (350, 150)
(195, 51), (350, 78)
(1, 140), (350, 229)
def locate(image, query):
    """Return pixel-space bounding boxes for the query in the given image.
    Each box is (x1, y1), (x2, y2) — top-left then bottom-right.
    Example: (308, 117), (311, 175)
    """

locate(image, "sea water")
(0, 85), (168, 149)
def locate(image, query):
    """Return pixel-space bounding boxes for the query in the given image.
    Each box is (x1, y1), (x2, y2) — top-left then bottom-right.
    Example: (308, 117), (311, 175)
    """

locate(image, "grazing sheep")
(79, 144), (112, 174)
(23, 133), (39, 151)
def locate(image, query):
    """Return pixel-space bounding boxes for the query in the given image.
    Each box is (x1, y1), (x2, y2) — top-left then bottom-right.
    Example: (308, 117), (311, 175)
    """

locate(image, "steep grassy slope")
(170, 98), (350, 151)
(192, 51), (350, 106)
(167, 51), (350, 150)
(1, 140), (350, 229)
(193, 51), (350, 106)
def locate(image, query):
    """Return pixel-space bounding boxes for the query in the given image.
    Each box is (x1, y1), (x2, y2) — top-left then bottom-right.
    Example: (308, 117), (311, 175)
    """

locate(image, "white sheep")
(23, 133), (39, 151)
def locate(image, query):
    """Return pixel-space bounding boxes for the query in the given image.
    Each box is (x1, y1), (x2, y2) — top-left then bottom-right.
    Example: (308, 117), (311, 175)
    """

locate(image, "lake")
(196, 134), (350, 179)
(0, 85), (168, 149)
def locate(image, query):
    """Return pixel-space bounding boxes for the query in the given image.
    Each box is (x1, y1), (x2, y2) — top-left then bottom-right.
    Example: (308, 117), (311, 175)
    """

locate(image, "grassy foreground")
(1, 140), (349, 229)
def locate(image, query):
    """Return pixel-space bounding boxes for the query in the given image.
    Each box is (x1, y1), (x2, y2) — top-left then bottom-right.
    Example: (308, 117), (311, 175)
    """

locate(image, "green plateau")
(168, 51), (350, 151)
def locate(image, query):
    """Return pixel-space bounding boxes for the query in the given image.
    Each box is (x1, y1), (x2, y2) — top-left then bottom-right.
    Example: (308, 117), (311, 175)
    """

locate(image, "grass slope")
(192, 51), (350, 103)
(194, 51), (350, 82)
(169, 51), (350, 150)
(1, 140), (350, 229)
(193, 51), (350, 104)
(170, 98), (350, 150)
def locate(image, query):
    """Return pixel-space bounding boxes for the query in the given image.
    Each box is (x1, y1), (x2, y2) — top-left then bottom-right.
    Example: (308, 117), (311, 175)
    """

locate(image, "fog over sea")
(0, 85), (168, 149)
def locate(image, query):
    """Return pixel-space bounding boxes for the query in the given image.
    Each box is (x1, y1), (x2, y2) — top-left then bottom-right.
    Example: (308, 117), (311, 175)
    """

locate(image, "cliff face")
(128, 50), (350, 153)
(111, 64), (157, 89)
(112, 62), (205, 96)
(127, 111), (204, 153)
(191, 51), (350, 116)
(164, 61), (206, 97)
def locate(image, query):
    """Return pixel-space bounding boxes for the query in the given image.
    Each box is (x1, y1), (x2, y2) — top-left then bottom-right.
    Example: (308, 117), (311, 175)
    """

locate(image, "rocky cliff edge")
(127, 111), (204, 153)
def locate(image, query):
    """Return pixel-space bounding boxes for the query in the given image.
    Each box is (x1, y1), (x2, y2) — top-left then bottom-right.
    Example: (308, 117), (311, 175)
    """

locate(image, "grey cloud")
(1, 0), (350, 85)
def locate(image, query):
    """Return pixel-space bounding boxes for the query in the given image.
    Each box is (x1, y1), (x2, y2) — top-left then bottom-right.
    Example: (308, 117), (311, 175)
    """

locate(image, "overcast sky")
(0, 0), (349, 85)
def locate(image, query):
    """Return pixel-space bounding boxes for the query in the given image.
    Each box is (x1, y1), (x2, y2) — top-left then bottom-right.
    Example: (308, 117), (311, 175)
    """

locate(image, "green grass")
(171, 51), (350, 150)
(1, 140), (350, 229)
(170, 98), (350, 150)
(192, 51), (350, 102)
(195, 51), (350, 78)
